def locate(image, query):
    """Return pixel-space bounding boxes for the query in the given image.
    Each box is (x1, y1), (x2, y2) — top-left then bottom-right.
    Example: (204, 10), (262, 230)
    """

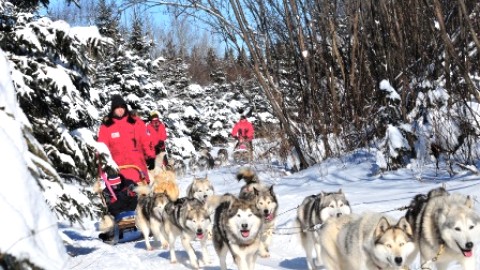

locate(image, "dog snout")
(263, 209), (269, 215)
(394, 257), (402, 265)
(466, 242), (474, 249)
(241, 223), (248, 229)
(203, 194), (208, 199)
(197, 228), (203, 234)
(336, 213), (342, 217)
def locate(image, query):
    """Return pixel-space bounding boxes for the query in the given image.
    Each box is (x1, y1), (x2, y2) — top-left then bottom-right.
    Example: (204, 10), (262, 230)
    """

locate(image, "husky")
(213, 193), (264, 270)
(320, 212), (416, 270)
(149, 166), (179, 202)
(163, 197), (212, 269)
(237, 168), (278, 258)
(296, 189), (352, 269)
(214, 148), (229, 167)
(405, 188), (480, 270)
(134, 185), (170, 250)
(196, 149), (215, 170)
(186, 177), (216, 239)
(186, 177), (215, 203)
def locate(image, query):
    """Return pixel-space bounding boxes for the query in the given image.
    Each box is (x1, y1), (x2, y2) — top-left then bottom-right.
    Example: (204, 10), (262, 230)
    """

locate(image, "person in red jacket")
(231, 115), (255, 151)
(97, 95), (156, 218)
(147, 111), (169, 166)
(147, 112), (167, 154)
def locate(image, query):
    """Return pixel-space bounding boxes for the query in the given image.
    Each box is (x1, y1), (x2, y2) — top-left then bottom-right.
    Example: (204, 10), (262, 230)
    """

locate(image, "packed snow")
(59, 147), (480, 270)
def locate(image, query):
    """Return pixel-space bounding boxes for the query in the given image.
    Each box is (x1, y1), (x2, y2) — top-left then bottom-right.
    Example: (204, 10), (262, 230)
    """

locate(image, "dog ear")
(434, 208), (447, 226)
(253, 187), (259, 196)
(465, 195), (474, 208)
(396, 217), (413, 236)
(374, 217), (391, 238)
(338, 188), (343, 194)
(269, 185), (275, 196)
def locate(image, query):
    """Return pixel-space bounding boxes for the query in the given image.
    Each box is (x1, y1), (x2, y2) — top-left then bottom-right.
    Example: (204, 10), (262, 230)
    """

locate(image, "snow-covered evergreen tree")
(0, 2), (111, 223)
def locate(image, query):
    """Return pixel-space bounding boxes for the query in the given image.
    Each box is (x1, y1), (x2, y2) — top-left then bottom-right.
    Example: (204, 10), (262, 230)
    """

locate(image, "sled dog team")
(125, 166), (479, 270)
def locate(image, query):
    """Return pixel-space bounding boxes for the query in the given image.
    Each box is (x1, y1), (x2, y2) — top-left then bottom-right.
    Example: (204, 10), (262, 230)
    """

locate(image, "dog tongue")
(196, 233), (204, 240)
(463, 250), (472, 257)
(265, 214), (273, 221)
(241, 230), (250, 238)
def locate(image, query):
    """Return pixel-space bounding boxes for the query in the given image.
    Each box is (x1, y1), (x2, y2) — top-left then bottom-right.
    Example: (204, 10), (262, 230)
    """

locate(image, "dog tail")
(99, 214), (115, 232)
(206, 193), (236, 209)
(236, 167), (258, 184)
(134, 184), (151, 196)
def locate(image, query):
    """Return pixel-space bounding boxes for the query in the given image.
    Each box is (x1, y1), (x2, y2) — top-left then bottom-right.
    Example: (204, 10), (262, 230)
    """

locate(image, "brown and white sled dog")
(405, 187), (480, 270)
(163, 197), (212, 269)
(296, 189), (352, 269)
(213, 194), (264, 270)
(237, 168), (278, 258)
(134, 185), (170, 250)
(320, 212), (416, 270)
(149, 160), (179, 202)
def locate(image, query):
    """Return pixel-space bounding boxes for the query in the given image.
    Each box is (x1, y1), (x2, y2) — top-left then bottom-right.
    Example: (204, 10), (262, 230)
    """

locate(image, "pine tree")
(0, 8), (111, 223)
(95, 0), (120, 42)
(128, 8), (151, 58)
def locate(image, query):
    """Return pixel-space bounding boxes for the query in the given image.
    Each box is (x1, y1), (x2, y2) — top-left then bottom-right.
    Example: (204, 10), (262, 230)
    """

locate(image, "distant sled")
(233, 138), (252, 164)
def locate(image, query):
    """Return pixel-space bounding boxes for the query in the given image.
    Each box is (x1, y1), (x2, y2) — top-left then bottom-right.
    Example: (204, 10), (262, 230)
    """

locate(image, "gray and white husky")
(163, 197), (212, 269)
(134, 185), (170, 250)
(213, 194), (264, 270)
(320, 212), (416, 270)
(405, 187), (480, 270)
(237, 167), (279, 257)
(296, 189), (352, 270)
(186, 177), (215, 203)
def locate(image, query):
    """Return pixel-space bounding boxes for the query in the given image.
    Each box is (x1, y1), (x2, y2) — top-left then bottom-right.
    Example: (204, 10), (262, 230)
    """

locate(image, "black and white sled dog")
(134, 185), (170, 250)
(296, 189), (352, 270)
(163, 197), (212, 269)
(405, 187), (480, 270)
(320, 212), (416, 270)
(237, 167), (279, 258)
(213, 193), (264, 270)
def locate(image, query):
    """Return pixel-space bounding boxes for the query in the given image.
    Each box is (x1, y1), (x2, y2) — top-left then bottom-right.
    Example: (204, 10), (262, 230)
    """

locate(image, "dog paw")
(259, 252), (270, 258)
(170, 259), (177, 264)
(314, 258), (323, 267)
(161, 242), (169, 249)
(201, 258), (211, 266)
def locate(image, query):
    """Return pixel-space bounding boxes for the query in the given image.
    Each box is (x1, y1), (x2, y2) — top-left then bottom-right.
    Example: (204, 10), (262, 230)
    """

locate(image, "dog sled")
(97, 161), (146, 245)
(233, 137), (252, 163)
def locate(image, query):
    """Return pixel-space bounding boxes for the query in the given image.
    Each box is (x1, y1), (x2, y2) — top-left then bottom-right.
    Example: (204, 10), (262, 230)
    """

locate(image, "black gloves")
(146, 157), (155, 170)
(154, 141), (165, 155)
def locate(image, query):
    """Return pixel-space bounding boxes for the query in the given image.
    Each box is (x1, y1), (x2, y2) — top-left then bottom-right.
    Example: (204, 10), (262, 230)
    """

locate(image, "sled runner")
(110, 210), (138, 244)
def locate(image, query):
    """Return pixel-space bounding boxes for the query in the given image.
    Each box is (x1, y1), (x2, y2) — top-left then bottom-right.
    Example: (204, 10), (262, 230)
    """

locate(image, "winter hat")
(150, 110), (161, 121)
(110, 95), (127, 111)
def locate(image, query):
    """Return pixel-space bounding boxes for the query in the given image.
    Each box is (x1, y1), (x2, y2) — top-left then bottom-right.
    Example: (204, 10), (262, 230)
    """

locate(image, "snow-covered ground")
(61, 149), (480, 270)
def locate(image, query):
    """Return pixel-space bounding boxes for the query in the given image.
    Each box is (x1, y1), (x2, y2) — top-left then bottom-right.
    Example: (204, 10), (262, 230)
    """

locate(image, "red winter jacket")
(98, 114), (155, 183)
(147, 121), (167, 148)
(231, 119), (255, 141)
